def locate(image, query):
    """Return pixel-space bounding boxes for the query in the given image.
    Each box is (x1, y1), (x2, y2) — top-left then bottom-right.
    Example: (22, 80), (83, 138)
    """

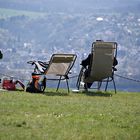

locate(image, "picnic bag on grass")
(26, 73), (46, 93)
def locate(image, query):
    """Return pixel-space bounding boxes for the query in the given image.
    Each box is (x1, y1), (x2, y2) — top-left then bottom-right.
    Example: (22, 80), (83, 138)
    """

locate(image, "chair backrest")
(44, 54), (77, 76)
(84, 41), (117, 83)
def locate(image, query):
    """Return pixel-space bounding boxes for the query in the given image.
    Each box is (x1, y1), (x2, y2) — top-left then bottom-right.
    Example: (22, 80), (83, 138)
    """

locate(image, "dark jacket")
(0, 50), (3, 59)
(81, 53), (118, 68)
(81, 54), (91, 68)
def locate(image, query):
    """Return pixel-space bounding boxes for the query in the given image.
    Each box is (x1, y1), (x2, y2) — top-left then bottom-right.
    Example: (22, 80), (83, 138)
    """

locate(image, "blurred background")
(0, 0), (140, 91)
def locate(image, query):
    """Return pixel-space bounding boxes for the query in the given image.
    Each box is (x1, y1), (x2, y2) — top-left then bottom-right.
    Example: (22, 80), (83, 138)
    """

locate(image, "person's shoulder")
(88, 53), (92, 57)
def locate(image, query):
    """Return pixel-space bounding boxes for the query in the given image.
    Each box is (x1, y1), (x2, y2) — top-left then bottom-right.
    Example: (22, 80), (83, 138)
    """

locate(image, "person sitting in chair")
(81, 53), (118, 89)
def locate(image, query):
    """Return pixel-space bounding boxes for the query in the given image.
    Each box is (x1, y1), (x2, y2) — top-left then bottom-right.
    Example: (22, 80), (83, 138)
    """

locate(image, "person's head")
(96, 40), (104, 42)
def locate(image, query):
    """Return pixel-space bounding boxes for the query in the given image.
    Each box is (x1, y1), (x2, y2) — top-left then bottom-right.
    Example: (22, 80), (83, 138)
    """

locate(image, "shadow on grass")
(15, 89), (25, 92)
(44, 92), (69, 96)
(44, 90), (69, 96)
(77, 90), (113, 97)
(24, 89), (69, 96)
(0, 88), (24, 92)
(25, 88), (112, 97)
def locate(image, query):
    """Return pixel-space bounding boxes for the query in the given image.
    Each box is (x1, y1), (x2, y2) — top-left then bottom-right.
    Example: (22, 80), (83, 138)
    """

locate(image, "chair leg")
(112, 78), (117, 94)
(66, 78), (70, 93)
(105, 77), (109, 92)
(76, 67), (84, 90)
(76, 74), (81, 90)
(56, 76), (70, 93)
(98, 81), (102, 91)
(84, 83), (88, 92)
(56, 76), (62, 92)
(105, 77), (117, 93)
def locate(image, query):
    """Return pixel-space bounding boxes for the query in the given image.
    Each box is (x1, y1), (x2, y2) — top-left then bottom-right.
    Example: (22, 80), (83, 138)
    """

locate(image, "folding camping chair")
(77, 41), (118, 93)
(44, 54), (77, 92)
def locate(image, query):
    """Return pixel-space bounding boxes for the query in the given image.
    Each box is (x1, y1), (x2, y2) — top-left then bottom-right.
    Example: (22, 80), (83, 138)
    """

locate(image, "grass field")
(0, 89), (140, 140)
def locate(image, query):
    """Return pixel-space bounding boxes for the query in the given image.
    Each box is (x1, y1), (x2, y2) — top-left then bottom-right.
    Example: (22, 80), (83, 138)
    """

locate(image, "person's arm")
(113, 57), (118, 66)
(81, 54), (91, 68)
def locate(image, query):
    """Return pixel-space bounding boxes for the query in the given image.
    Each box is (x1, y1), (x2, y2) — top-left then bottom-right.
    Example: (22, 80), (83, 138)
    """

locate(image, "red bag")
(2, 79), (16, 90)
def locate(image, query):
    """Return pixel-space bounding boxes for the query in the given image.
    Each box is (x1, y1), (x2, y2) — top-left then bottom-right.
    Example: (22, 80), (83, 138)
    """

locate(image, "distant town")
(0, 1), (140, 91)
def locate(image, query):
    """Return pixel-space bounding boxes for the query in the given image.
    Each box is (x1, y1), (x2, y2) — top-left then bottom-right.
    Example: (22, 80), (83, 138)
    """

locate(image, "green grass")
(0, 89), (140, 140)
(0, 8), (46, 19)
